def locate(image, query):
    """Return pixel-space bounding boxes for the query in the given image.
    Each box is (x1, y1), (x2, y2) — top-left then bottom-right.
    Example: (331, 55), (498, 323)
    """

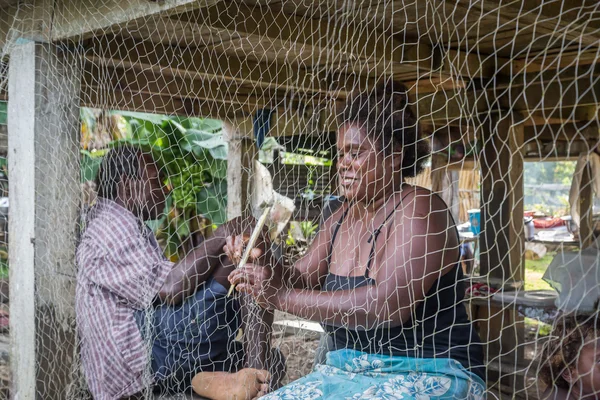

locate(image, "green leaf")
(80, 150), (105, 182)
(0, 101), (6, 126)
(196, 180), (227, 225)
(185, 130), (228, 160)
(112, 110), (166, 125)
(175, 216), (191, 237)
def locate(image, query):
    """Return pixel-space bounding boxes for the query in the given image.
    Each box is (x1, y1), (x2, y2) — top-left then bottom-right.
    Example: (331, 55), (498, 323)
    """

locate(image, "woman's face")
(336, 123), (400, 204)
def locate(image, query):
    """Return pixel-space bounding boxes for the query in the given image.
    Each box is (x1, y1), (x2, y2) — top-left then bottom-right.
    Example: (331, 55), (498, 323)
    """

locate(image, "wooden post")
(8, 41), (81, 399)
(431, 153), (460, 223)
(224, 118), (257, 220)
(478, 111), (525, 393)
(579, 159), (594, 249)
(223, 119), (272, 375)
(479, 112), (525, 288)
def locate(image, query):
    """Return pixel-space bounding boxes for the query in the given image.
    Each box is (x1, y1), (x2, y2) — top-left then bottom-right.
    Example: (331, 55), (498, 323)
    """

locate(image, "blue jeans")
(136, 278), (242, 393)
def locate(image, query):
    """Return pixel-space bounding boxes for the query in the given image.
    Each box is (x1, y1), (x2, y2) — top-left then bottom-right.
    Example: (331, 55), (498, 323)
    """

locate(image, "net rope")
(0, 1), (600, 399)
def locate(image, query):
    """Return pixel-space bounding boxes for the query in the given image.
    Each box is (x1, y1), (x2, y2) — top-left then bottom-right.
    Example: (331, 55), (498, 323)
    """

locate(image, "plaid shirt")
(76, 198), (172, 399)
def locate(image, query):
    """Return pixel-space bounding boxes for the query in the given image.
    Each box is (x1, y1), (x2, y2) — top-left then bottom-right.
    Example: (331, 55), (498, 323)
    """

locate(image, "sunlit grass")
(524, 251), (555, 291)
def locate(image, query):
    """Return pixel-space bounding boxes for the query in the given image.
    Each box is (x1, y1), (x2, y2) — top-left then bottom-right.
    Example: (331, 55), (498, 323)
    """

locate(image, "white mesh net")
(1, 1), (600, 399)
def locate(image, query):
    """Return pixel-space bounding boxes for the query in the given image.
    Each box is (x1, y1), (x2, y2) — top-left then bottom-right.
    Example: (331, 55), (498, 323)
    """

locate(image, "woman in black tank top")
(228, 82), (486, 399)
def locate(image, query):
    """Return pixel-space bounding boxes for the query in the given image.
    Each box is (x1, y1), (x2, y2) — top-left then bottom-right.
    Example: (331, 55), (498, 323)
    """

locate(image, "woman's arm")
(233, 192), (459, 329)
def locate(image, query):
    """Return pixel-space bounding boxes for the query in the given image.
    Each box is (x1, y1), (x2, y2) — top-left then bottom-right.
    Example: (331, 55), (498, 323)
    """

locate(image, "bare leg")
(192, 369), (270, 400)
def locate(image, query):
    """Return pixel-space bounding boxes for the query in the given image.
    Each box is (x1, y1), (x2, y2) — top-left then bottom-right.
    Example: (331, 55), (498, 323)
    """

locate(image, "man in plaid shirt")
(76, 146), (276, 400)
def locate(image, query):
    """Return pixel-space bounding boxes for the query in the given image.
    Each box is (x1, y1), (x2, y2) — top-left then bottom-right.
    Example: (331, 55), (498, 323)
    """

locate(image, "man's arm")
(158, 216), (257, 305)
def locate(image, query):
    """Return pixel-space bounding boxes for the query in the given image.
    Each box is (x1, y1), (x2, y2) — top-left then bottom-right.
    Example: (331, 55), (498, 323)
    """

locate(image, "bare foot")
(191, 369), (271, 400)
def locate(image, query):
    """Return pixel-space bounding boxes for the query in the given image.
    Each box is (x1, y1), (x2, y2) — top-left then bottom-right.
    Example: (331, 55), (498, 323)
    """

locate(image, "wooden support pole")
(224, 117), (256, 220)
(8, 41), (81, 399)
(479, 112), (525, 289)
(478, 111), (525, 393)
(579, 159), (594, 249)
(431, 154), (460, 223)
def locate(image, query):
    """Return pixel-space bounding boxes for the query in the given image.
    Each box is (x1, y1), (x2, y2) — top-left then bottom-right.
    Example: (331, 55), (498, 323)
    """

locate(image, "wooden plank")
(8, 40), (81, 399)
(84, 36), (338, 96)
(81, 85), (246, 120)
(454, 0), (600, 50)
(81, 62), (330, 115)
(177, 2), (437, 71)
(51, 0), (219, 40)
(508, 49), (600, 75)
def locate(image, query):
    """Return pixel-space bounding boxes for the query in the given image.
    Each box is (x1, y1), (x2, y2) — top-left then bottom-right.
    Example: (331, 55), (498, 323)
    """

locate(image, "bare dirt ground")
(274, 334), (319, 385)
(272, 311), (321, 385)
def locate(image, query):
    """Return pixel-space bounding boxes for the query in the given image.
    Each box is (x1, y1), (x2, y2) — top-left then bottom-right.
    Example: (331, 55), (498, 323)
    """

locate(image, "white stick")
(227, 206), (272, 296)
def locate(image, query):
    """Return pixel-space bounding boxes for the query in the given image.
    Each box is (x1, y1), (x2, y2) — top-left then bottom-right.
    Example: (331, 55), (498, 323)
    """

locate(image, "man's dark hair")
(338, 80), (430, 178)
(96, 146), (144, 200)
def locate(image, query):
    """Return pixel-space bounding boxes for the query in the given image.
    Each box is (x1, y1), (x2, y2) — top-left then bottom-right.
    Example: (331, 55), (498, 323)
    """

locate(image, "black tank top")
(322, 188), (485, 381)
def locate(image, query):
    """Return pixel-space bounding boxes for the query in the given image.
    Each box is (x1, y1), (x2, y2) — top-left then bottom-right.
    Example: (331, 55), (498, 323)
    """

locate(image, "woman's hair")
(338, 80), (430, 178)
(539, 313), (600, 389)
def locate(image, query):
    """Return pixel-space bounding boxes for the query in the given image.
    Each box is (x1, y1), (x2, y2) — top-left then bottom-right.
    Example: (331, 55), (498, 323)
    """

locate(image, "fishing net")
(1, 0), (600, 399)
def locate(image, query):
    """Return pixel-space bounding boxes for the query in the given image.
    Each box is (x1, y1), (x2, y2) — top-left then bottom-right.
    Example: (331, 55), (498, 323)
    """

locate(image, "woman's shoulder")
(398, 184), (450, 217)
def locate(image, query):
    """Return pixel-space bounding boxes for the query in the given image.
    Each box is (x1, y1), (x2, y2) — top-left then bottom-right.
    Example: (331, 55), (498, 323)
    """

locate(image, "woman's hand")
(223, 234), (260, 266)
(228, 258), (284, 310)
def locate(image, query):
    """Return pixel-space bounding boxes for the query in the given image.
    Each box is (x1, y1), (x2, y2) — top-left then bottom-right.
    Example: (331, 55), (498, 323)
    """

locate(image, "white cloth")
(543, 242), (600, 314)
(569, 152), (600, 228)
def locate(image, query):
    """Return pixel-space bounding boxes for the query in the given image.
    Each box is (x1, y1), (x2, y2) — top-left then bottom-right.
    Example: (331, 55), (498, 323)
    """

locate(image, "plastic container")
(468, 209), (481, 236)
(524, 216), (535, 240)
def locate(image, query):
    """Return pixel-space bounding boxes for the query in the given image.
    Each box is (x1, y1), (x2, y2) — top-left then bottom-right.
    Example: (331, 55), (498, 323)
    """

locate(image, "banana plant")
(81, 109), (228, 261)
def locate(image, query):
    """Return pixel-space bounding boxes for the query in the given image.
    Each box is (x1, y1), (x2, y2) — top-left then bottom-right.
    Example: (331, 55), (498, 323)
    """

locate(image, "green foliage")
(524, 161), (575, 216)
(80, 149), (107, 182)
(169, 163), (205, 210)
(524, 161), (575, 186)
(300, 220), (319, 239)
(0, 101), (6, 126)
(80, 108), (229, 260)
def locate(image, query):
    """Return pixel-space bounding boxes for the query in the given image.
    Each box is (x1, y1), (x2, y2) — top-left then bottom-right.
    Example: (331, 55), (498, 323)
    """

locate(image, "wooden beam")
(442, 49), (507, 80)
(507, 49), (600, 75)
(81, 61), (333, 116)
(458, 0), (600, 50)
(81, 85), (246, 120)
(8, 40), (81, 399)
(85, 36), (338, 96)
(51, 0), (220, 40)
(178, 2), (438, 72)
(507, 77), (600, 113)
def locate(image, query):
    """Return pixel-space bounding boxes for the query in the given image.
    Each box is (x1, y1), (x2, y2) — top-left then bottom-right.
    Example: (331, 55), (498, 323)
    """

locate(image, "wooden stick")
(227, 206), (272, 297)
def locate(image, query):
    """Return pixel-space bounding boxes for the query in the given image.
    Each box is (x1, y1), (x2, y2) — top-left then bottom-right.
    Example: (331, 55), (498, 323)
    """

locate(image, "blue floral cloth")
(262, 349), (485, 400)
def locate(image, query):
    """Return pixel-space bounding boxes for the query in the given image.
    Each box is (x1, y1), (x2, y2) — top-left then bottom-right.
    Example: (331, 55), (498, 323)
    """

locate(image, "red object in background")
(524, 211), (536, 217)
(532, 217), (566, 229)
